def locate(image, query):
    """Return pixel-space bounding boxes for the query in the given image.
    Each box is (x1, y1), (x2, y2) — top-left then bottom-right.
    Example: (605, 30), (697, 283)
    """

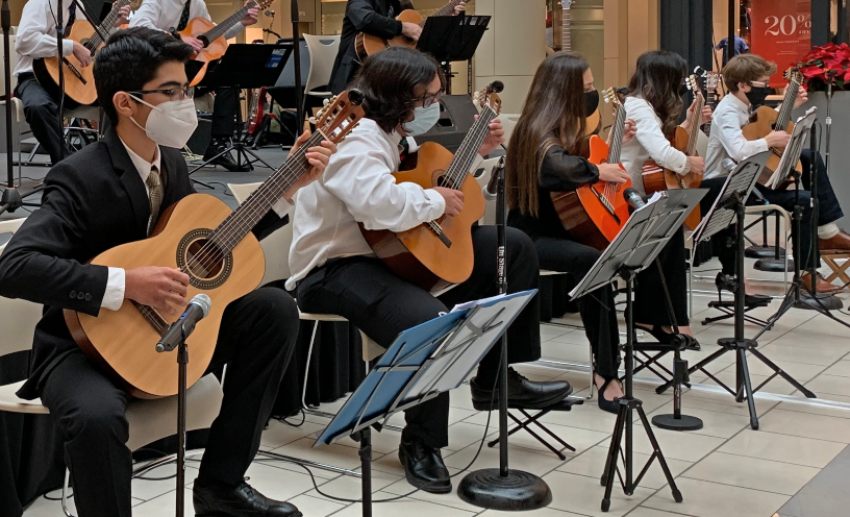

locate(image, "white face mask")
(402, 102), (441, 136)
(128, 94), (198, 149)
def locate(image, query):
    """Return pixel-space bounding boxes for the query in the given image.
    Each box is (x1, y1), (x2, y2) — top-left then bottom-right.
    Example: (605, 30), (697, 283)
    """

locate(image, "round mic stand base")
(458, 468), (552, 511)
(652, 413), (703, 431)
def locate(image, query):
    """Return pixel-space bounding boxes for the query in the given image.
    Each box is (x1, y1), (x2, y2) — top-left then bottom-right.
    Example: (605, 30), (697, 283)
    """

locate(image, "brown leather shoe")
(819, 231), (850, 253)
(801, 272), (841, 294)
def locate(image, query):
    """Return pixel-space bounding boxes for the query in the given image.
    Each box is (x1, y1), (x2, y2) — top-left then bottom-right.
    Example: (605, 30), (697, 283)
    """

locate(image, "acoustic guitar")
(32, 0), (132, 106)
(180, 0), (274, 87)
(642, 74), (705, 229)
(550, 88), (632, 251)
(554, 0), (601, 135)
(359, 92), (501, 291)
(742, 68), (804, 187)
(354, 0), (464, 60)
(64, 91), (365, 398)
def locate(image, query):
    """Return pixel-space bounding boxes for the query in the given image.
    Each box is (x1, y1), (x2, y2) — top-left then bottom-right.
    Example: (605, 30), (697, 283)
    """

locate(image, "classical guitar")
(32, 0), (132, 106)
(554, 1), (601, 135)
(642, 74), (705, 229)
(354, 0), (464, 60)
(64, 91), (365, 398)
(359, 92), (501, 291)
(180, 0), (274, 86)
(742, 68), (803, 187)
(550, 88), (633, 251)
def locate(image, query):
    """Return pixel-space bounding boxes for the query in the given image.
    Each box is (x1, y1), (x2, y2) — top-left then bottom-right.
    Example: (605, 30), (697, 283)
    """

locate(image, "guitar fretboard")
(775, 75), (801, 131)
(84, 0), (132, 51)
(443, 105), (497, 190)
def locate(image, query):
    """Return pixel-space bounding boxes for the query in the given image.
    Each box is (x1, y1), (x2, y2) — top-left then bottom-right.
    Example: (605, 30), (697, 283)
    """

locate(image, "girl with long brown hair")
(506, 51), (633, 412)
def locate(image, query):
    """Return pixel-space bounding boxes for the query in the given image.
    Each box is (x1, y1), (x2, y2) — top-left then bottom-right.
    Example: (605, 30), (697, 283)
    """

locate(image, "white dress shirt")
(14, 0), (78, 77)
(620, 96), (690, 195)
(704, 94), (770, 180)
(285, 118), (447, 291)
(130, 0), (244, 40)
(100, 140), (163, 311)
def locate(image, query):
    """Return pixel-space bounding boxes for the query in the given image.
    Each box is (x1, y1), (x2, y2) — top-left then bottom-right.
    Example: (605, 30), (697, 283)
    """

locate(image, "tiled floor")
(9, 150), (850, 516)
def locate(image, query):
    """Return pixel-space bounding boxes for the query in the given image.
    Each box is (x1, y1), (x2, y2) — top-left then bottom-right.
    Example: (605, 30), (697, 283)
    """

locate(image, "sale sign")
(749, 0), (812, 87)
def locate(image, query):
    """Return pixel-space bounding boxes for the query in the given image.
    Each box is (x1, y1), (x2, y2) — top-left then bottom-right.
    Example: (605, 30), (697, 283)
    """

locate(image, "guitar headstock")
(785, 67), (803, 87)
(602, 87), (623, 110)
(250, 0), (275, 10)
(473, 81), (503, 115)
(311, 89), (366, 144)
(687, 74), (702, 97)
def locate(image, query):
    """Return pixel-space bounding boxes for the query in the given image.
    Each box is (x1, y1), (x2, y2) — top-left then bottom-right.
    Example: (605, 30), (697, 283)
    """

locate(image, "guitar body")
(64, 193), (265, 398)
(359, 142), (485, 291)
(180, 17), (228, 86)
(550, 135), (632, 251)
(355, 9), (422, 60)
(641, 127), (703, 229)
(742, 105), (800, 187)
(32, 20), (100, 106)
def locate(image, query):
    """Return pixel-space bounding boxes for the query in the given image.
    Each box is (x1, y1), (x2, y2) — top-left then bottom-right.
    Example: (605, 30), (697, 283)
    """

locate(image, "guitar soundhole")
(176, 229), (233, 290)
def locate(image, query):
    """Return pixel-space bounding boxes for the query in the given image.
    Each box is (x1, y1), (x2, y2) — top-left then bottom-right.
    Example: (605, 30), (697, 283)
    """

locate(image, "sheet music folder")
(191, 43), (293, 89)
(315, 290), (537, 446)
(569, 189), (706, 300)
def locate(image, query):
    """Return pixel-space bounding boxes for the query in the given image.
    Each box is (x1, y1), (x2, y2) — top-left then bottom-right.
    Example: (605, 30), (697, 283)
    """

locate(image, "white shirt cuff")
(102, 267), (125, 311)
(62, 39), (74, 57)
(271, 196), (293, 218)
(423, 188), (447, 218)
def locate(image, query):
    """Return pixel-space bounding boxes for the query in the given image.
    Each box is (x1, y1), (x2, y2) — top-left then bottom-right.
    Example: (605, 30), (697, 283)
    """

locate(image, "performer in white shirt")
(620, 50), (705, 345)
(701, 53), (850, 294)
(131, 0), (259, 171)
(288, 47), (571, 494)
(14, 0), (128, 164)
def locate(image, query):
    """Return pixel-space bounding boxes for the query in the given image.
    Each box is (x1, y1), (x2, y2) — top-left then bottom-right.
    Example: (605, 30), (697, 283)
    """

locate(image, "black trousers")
(632, 228), (690, 328)
(701, 150), (842, 272)
(296, 226), (542, 449)
(39, 288), (299, 517)
(208, 86), (238, 139)
(14, 74), (71, 165)
(533, 237), (621, 378)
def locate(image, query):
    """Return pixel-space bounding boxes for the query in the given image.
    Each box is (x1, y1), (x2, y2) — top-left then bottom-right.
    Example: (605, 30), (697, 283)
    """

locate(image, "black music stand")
(315, 290), (542, 517)
(568, 190), (703, 512)
(416, 15), (490, 92)
(188, 43), (292, 178)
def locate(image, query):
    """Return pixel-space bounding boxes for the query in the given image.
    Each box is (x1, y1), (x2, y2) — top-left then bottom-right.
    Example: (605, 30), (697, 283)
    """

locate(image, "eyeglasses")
(409, 91), (441, 108)
(130, 85), (194, 100)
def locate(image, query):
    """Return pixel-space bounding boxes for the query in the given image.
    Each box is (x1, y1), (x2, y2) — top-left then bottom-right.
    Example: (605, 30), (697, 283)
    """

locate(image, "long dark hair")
(627, 50), (687, 136)
(352, 47), (445, 133)
(506, 51), (588, 217)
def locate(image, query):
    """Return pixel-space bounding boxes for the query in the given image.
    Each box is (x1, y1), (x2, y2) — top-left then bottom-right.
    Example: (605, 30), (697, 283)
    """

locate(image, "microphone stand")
(56, 0), (67, 160)
(290, 0), (302, 138)
(458, 157), (552, 511)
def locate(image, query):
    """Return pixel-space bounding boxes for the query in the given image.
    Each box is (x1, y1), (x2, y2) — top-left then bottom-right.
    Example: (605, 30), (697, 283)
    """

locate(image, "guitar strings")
(444, 107), (496, 189)
(184, 131), (325, 275)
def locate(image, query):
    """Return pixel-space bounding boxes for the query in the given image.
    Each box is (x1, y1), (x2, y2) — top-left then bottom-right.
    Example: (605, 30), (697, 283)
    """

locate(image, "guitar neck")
(444, 106), (497, 190)
(561, 1), (572, 51)
(775, 79), (800, 130)
(607, 105), (626, 163)
(202, 1), (256, 42)
(211, 131), (324, 251)
(87, 0), (129, 49)
(685, 94), (704, 155)
(434, 0), (464, 17)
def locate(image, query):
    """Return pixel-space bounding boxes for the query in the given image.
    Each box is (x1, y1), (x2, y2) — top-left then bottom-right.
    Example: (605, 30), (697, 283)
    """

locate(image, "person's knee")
(24, 100), (57, 123)
(247, 287), (299, 332)
(62, 398), (129, 447)
(506, 227), (539, 271)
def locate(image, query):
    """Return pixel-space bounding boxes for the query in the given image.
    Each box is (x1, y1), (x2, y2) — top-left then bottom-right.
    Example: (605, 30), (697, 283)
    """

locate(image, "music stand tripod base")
(458, 469), (551, 511)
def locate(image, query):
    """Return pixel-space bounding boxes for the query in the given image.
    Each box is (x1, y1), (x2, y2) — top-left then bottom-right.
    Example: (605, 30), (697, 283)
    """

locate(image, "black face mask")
(745, 85), (773, 107)
(584, 90), (600, 117)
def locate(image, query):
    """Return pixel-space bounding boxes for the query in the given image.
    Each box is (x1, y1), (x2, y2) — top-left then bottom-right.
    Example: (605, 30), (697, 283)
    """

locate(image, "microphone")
(623, 188), (646, 210)
(482, 156), (505, 201)
(155, 294), (212, 353)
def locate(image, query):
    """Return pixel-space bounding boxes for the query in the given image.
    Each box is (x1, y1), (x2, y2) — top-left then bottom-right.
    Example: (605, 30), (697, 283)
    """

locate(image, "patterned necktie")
(146, 166), (164, 234)
(176, 0), (192, 31)
(63, 1), (77, 37)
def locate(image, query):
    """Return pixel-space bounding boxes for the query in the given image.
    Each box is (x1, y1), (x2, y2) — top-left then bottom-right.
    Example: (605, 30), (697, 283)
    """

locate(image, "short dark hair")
(351, 47), (444, 133)
(722, 54), (777, 92)
(94, 27), (194, 124)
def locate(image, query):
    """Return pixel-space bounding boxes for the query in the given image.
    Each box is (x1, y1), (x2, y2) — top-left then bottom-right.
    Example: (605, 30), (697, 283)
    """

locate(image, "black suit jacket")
(328, 0), (411, 94)
(0, 130), (287, 399)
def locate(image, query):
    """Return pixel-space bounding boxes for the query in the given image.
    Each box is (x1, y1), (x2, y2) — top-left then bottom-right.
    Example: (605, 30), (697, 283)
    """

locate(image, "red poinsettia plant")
(798, 42), (850, 91)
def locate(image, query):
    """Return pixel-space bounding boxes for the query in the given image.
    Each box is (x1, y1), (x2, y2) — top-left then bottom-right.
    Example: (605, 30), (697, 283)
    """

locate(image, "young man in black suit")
(328, 0), (465, 94)
(0, 27), (333, 517)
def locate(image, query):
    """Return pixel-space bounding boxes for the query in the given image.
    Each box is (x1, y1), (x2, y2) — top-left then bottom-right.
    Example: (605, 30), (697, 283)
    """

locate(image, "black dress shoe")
(398, 439), (451, 494)
(469, 367), (572, 411)
(193, 478), (302, 516)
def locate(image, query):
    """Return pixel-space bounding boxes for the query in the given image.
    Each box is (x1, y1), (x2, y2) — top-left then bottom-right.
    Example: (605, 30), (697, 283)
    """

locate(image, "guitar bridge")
(427, 221), (452, 248)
